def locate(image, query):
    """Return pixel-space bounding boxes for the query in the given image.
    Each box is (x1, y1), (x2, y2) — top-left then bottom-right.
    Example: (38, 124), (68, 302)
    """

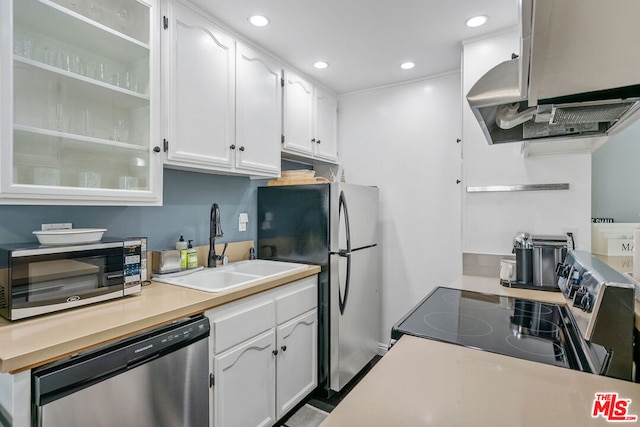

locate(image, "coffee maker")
(507, 232), (573, 291)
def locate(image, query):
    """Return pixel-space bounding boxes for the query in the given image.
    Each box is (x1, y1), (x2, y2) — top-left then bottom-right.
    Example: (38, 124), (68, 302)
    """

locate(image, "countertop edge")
(0, 264), (321, 374)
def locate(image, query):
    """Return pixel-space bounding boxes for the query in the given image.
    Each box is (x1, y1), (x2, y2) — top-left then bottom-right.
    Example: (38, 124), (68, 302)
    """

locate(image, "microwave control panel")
(123, 239), (143, 290)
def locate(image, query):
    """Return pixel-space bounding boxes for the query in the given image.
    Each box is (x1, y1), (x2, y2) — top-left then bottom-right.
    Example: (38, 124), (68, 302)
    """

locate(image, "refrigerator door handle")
(340, 190), (351, 253)
(338, 252), (351, 315)
(338, 190), (352, 315)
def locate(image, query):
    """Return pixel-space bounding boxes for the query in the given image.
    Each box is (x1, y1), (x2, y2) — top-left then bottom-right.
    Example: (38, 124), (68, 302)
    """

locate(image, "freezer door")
(330, 183), (379, 252)
(329, 245), (380, 392)
(257, 185), (330, 265)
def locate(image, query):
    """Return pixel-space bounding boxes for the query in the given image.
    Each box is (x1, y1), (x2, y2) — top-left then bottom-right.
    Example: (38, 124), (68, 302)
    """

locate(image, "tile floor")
(282, 404), (329, 427)
(280, 355), (381, 427)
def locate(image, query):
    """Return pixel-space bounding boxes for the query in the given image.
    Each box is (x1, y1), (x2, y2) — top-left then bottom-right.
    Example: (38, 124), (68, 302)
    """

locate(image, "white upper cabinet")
(235, 42), (281, 176)
(282, 70), (338, 163)
(282, 71), (314, 156)
(162, 0), (235, 171)
(313, 86), (338, 162)
(1, 0), (162, 205)
(162, 2), (280, 178)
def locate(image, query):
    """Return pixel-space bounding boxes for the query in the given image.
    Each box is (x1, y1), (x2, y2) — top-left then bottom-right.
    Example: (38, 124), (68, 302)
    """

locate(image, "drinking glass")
(116, 3), (134, 32)
(14, 34), (34, 58)
(111, 115), (129, 142)
(83, 109), (94, 137)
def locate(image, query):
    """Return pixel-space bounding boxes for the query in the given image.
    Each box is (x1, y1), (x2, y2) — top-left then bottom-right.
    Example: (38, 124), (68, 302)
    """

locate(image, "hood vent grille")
(552, 102), (635, 125)
(522, 121), (600, 140)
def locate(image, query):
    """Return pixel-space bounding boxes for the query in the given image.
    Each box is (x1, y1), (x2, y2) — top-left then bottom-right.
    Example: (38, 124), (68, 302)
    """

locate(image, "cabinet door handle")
(153, 146), (161, 153)
(239, 146), (245, 151)
(281, 345), (287, 352)
(272, 349), (278, 356)
(230, 144), (236, 150)
(316, 139), (321, 144)
(311, 138), (316, 143)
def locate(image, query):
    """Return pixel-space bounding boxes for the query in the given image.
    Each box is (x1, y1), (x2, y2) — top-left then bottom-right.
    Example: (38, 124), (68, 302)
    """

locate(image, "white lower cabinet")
(276, 310), (317, 419)
(205, 276), (318, 427)
(214, 330), (277, 427)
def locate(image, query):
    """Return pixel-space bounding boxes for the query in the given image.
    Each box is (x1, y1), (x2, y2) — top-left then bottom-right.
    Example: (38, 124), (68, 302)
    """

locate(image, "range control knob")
(568, 283), (581, 299)
(581, 292), (593, 312)
(573, 288), (593, 312)
(556, 263), (571, 279)
(571, 270), (581, 285)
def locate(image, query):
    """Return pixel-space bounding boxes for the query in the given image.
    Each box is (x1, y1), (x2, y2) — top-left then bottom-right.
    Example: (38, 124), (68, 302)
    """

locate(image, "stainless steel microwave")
(0, 239), (143, 320)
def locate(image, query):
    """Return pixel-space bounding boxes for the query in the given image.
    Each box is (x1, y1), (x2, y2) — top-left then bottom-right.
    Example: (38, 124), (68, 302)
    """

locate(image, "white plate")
(33, 228), (107, 245)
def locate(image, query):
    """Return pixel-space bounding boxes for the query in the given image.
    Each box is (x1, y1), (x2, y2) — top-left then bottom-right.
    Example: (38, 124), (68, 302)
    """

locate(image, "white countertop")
(320, 275), (640, 427)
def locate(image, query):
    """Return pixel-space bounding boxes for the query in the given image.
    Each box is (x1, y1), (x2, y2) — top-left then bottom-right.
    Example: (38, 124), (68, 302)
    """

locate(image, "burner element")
(423, 312), (494, 337)
(505, 335), (566, 366)
(511, 300), (553, 316)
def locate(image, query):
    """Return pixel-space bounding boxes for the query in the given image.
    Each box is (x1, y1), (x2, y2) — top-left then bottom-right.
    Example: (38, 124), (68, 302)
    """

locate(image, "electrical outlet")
(41, 223), (72, 231)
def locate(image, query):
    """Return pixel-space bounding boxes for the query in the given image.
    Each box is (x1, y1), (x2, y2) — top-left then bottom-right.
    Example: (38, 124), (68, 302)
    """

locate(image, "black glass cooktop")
(391, 287), (583, 370)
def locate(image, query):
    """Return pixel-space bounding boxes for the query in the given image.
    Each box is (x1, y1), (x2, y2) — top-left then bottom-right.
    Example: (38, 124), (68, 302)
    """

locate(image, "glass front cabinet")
(1, 0), (162, 205)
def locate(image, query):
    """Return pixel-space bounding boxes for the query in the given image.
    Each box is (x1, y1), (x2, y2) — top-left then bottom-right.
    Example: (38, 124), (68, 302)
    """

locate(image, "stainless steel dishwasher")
(32, 315), (210, 427)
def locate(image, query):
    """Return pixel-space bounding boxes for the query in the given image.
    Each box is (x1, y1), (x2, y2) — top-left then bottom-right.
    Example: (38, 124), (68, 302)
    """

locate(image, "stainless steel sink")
(152, 260), (307, 293)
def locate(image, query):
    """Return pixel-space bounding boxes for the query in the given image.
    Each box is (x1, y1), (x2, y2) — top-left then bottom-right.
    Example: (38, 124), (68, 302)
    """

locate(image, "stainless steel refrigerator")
(257, 182), (380, 394)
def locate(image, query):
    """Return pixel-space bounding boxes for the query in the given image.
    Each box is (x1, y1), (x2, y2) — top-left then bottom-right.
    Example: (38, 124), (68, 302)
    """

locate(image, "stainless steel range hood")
(467, 0), (640, 146)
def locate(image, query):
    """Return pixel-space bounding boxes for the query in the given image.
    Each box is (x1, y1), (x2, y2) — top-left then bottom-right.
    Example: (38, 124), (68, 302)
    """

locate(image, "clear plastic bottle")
(176, 236), (188, 270)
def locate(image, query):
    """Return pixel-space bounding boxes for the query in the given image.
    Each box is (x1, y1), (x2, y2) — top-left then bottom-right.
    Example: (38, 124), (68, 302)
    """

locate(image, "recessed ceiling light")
(314, 61), (329, 69)
(465, 15), (488, 28)
(248, 15), (269, 27)
(400, 62), (415, 70)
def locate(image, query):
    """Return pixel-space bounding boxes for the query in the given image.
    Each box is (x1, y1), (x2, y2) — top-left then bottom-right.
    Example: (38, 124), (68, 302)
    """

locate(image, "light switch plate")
(239, 213), (248, 232)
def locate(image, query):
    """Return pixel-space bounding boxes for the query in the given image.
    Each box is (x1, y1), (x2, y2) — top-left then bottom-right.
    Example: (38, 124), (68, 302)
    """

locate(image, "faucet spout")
(208, 203), (224, 267)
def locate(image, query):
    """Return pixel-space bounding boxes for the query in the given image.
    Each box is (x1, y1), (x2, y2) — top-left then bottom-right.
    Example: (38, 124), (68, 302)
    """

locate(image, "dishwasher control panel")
(126, 316), (210, 363)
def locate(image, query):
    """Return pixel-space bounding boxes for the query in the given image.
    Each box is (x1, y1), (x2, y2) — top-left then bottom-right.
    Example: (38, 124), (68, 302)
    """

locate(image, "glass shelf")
(13, 129), (150, 190)
(16, 0), (150, 53)
(14, 57), (149, 103)
(14, 124), (148, 152)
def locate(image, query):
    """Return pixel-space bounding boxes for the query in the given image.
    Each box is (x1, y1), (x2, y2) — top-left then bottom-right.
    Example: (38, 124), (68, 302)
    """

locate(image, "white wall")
(337, 30), (594, 346)
(337, 73), (463, 344)
(592, 120), (640, 222)
(462, 31), (592, 255)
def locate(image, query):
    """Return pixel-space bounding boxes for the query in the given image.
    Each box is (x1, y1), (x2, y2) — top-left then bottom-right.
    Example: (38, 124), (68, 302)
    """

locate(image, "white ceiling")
(187, 0), (519, 94)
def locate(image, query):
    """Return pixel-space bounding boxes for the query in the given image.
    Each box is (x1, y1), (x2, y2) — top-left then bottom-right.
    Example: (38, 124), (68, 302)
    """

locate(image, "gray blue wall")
(0, 168), (266, 251)
(592, 121), (640, 222)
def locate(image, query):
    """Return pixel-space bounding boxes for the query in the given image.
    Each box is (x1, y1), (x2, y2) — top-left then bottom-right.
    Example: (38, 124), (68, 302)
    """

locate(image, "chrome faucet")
(208, 203), (224, 267)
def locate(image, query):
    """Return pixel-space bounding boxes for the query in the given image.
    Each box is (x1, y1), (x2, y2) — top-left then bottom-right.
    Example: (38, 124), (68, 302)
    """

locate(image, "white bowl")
(33, 228), (107, 245)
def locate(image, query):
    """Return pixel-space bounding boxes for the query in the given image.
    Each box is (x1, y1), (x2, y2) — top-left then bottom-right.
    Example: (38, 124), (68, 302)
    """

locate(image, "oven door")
(8, 242), (124, 320)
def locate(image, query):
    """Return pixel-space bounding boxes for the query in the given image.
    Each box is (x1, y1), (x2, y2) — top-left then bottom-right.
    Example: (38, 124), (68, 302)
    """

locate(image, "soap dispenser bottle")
(187, 240), (198, 269)
(176, 236), (188, 270)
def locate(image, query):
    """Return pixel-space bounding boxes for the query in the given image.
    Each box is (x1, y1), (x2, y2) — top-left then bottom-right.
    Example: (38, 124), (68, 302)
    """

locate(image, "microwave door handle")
(12, 284), (65, 297)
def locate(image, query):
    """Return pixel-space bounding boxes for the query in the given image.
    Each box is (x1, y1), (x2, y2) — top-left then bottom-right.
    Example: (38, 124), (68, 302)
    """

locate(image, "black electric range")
(391, 287), (610, 373)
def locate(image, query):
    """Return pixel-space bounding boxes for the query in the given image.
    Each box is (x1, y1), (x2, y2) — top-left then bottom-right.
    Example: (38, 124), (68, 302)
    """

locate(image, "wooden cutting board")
(267, 177), (330, 186)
